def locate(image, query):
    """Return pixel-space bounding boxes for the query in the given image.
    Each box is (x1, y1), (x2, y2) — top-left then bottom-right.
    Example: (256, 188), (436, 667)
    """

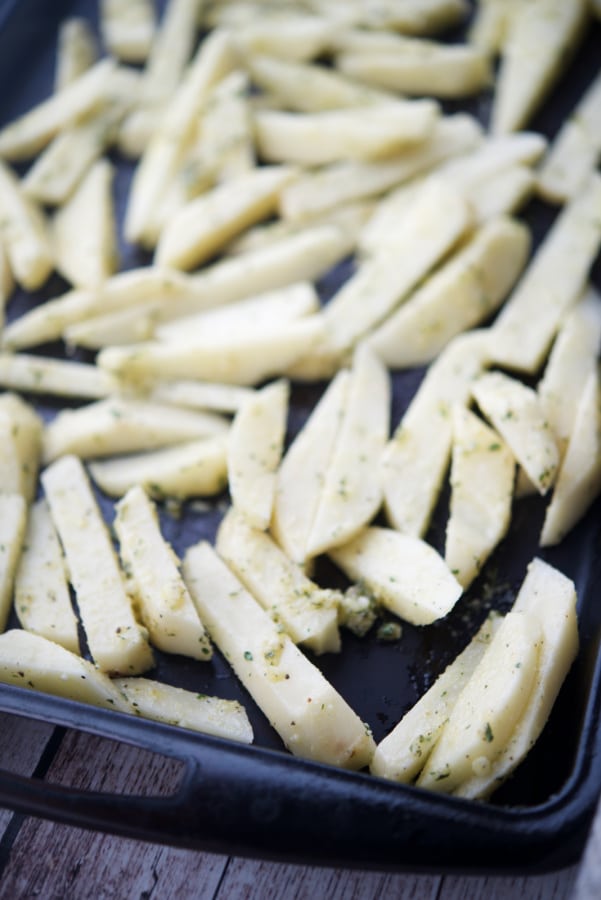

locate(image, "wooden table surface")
(0, 710), (585, 900)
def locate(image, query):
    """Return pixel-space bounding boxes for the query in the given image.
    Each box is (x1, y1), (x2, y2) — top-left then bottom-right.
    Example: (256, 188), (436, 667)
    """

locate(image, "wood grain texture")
(573, 793), (601, 900)
(0, 711), (54, 838)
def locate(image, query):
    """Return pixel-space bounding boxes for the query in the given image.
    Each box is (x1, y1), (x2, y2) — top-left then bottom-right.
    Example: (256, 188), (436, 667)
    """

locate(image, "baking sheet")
(0, 0), (600, 871)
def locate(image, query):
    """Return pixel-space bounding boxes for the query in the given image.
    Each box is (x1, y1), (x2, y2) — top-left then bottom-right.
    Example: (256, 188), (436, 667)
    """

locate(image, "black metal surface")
(0, 0), (600, 872)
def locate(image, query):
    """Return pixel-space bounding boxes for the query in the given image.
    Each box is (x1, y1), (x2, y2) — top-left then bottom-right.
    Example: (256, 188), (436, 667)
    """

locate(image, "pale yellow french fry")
(313, 0), (469, 34)
(445, 407), (515, 590)
(367, 217), (530, 368)
(100, 0), (156, 63)
(43, 398), (229, 464)
(183, 541), (375, 769)
(467, 164), (535, 224)
(233, 15), (335, 61)
(0, 493), (27, 631)
(0, 393), (43, 502)
(468, 0), (517, 54)
(0, 353), (117, 400)
(114, 486), (212, 660)
(472, 371), (559, 496)
(491, 0), (588, 134)
(54, 18), (98, 92)
(155, 166), (296, 271)
(193, 69), (255, 182)
(145, 380), (254, 414)
(89, 437), (228, 500)
(53, 158), (118, 288)
(255, 102), (438, 166)
(42, 455), (154, 675)
(65, 303), (161, 349)
(113, 677), (253, 742)
(540, 370), (601, 547)
(217, 508), (341, 654)
(382, 330), (491, 536)
(456, 559), (578, 799)
(0, 240), (14, 327)
(490, 173), (601, 373)
(14, 499), (79, 654)
(0, 161), (53, 291)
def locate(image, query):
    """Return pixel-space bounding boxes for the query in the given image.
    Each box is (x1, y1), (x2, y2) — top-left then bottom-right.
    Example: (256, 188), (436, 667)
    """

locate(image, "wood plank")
(439, 868), (579, 899)
(0, 711), (55, 839)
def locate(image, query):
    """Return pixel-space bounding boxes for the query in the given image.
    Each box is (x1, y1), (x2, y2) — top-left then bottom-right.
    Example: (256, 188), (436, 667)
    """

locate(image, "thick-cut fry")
(100, 0), (156, 63)
(145, 380), (254, 415)
(227, 380), (288, 530)
(89, 437), (228, 500)
(0, 493), (27, 631)
(55, 18), (98, 92)
(233, 15), (335, 61)
(183, 541), (375, 769)
(14, 499), (79, 654)
(41, 455), (153, 675)
(53, 158), (117, 288)
(114, 486), (212, 660)
(192, 70), (255, 182)
(0, 393), (43, 502)
(468, 0), (516, 54)
(65, 304), (161, 349)
(467, 164), (534, 224)
(0, 161), (54, 291)
(0, 353), (117, 402)
(217, 509), (341, 655)
(312, 0), (469, 34)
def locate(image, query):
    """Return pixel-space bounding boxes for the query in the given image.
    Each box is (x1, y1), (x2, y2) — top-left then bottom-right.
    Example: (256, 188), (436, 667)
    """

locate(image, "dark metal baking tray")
(0, 0), (600, 874)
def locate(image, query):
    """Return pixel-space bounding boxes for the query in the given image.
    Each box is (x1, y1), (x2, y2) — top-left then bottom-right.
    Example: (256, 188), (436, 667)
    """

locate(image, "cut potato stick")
(113, 677), (253, 742)
(155, 166), (296, 271)
(468, 0), (516, 54)
(472, 371), (559, 496)
(183, 541), (375, 769)
(371, 615), (502, 783)
(0, 630), (131, 711)
(53, 158), (117, 288)
(233, 15), (335, 62)
(43, 398), (229, 464)
(367, 216), (530, 368)
(540, 370), (601, 547)
(306, 346), (389, 557)
(227, 380), (289, 530)
(114, 486), (212, 660)
(0, 58), (118, 161)
(331, 526), (462, 626)
(100, 0), (156, 63)
(491, 0), (588, 134)
(217, 509), (341, 655)
(193, 70), (255, 183)
(538, 287), (601, 455)
(467, 164), (534, 224)
(279, 113), (482, 221)
(65, 303), (161, 349)
(88, 437), (228, 500)
(41, 455), (153, 675)
(456, 558), (578, 799)
(272, 371), (351, 566)
(0, 353), (117, 400)
(0, 161), (54, 291)
(14, 499), (79, 654)
(0, 393), (43, 502)
(254, 102), (438, 166)
(0, 493), (27, 631)
(445, 407), (515, 590)
(55, 18), (98, 92)
(537, 67), (601, 203)
(313, 0), (469, 34)
(490, 172), (601, 374)
(382, 330), (491, 536)
(145, 380), (254, 415)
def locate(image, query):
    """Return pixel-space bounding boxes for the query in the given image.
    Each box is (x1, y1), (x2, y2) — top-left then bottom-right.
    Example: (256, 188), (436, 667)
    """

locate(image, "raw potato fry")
(254, 102), (438, 166)
(53, 158), (118, 288)
(43, 398), (229, 463)
(0, 161), (54, 291)
(490, 173), (601, 374)
(472, 371), (559, 496)
(88, 437), (228, 500)
(233, 16), (335, 62)
(192, 70), (255, 183)
(217, 509), (341, 655)
(65, 303), (161, 349)
(537, 68), (601, 203)
(306, 346), (389, 557)
(313, 0), (469, 34)
(0, 630), (131, 711)
(0, 493), (27, 631)
(100, 0), (156, 63)
(146, 380), (254, 415)
(331, 526), (462, 626)
(0, 353), (116, 400)
(491, 0), (588, 134)
(367, 216), (530, 368)
(468, 0), (516, 54)
(0, 393), (43, 502)
(0, 240), (14, 327)
(55, 18), (98, 92)
(272, 371), (351, 566)
(155, 166), (296, 271)
(371, 615), (502, 782)
(466, 164), (534, 224)
(445, 407), (515, 590)
(114, 486), (212, 660)
(417, 611), (541, 792)
(227, 380), (289, 530)
(183, 541), (375, 769)
(14, 499), (79, 654)
(113, 677), (253, 743)
(382, 330), (491, 536)
(456, 559), (578, 799)
(540, 370), (601, 547)
(41, 455), (153, 675)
